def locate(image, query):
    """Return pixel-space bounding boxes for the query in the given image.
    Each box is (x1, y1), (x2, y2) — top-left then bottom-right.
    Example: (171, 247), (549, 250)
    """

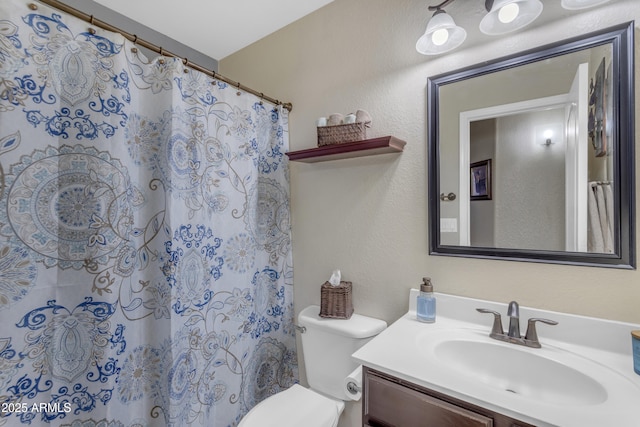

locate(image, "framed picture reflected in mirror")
(470, 159), (491, 201)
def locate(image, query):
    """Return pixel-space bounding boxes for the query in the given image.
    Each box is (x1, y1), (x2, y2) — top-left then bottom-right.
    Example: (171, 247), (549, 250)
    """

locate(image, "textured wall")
(221, 1), (640, 425)
(494, 109), (566, 251)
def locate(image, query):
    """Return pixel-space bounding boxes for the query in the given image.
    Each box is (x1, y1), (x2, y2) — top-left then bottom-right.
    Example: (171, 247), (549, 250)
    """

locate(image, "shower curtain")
(0, 1), (298, 426)
(587, 182), (614, 253)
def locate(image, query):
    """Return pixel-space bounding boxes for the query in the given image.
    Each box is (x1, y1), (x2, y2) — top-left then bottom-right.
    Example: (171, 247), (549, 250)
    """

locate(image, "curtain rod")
(33, 0), (293, 112)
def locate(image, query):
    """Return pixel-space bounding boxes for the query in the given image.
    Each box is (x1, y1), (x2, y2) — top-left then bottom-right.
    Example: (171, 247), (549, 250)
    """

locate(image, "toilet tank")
(298, 305), (387, 401)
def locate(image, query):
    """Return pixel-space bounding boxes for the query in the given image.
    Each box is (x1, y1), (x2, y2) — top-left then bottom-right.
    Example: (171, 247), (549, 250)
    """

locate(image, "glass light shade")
(416, 11), (467, 55)
(479, 0), (543, 35)
(561, 0), (611, 9)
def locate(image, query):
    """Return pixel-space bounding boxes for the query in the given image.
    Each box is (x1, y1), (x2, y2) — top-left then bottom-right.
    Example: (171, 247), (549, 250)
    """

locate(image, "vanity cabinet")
(362, 367), (536, 427)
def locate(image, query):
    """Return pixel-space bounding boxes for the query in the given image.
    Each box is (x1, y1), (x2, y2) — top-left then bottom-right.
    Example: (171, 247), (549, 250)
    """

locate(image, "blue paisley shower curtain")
(0, 1), (298, 426)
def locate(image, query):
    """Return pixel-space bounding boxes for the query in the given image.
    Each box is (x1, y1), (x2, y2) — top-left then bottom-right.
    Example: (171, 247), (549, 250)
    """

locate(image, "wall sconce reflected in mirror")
(542, 129), (554, 146)
(536, 123), (563, 147)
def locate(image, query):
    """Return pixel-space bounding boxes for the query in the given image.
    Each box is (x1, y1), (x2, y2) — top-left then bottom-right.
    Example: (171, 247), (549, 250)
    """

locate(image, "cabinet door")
(364, 372), (493, 427)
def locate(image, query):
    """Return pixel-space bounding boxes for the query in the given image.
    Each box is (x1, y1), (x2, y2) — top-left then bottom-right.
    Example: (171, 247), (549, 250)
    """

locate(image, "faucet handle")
(524, 318), (559, 348)
(476, 308), (504, 337)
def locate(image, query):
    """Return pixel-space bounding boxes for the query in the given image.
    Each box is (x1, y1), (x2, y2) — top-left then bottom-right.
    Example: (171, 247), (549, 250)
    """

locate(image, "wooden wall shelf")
(286, 136), (406, 163)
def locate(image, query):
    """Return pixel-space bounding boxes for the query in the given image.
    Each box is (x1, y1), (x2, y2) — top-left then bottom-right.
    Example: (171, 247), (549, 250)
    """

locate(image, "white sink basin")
(433, 337), (607, 406)
(416, 328), (621, 407)
(353, 291), (640, 427)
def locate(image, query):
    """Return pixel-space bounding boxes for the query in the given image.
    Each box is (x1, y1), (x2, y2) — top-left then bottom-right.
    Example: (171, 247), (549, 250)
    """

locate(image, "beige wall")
(222, 1), (640, 424)
(494, 109), (566, 251)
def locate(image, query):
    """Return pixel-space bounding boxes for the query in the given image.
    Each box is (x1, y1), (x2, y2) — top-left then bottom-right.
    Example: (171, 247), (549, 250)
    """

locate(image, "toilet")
(239, 305), (387, 427)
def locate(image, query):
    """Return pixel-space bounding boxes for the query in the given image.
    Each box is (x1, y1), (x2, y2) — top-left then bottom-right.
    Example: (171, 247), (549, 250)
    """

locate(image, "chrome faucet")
(507, 301), (520, 339)
(476, 301), (558, 349)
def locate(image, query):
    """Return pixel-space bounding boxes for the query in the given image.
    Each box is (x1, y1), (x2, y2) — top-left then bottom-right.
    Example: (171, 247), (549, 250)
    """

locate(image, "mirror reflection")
(428, 23), (635, 268)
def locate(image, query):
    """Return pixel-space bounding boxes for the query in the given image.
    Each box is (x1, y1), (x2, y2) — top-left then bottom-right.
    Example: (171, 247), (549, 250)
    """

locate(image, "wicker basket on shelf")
(319, 281), (353, 319)
(317, 122), (368, 147)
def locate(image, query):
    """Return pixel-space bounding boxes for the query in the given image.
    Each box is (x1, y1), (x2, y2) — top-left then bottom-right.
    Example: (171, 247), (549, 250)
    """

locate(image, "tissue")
(355, 109), (372, 125)
(343, 365), (362, 401)
(329, 269), (341, 287)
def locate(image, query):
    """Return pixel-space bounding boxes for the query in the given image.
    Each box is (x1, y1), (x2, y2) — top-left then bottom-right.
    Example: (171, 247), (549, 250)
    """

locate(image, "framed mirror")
(428, 22), (635, 268)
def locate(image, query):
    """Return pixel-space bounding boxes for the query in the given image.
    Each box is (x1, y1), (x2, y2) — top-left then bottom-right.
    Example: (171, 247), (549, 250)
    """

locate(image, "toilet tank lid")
(298, 305), (387, 338)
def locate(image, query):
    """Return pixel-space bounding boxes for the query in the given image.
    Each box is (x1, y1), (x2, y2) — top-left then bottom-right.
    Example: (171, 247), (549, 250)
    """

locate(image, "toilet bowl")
(238, 384), (344, 427)
(238, 305), (387, 427)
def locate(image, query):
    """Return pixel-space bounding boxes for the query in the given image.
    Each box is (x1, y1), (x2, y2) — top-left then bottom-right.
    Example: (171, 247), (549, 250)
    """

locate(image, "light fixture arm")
(429, 0), (498, 13)
(428, 0), (456, 12)
(485, 0), (495, 12)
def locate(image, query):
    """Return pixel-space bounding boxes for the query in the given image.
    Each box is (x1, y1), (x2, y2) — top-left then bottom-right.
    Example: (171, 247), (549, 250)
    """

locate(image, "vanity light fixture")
(479, 0), (543, 35)
(561, 0), (611, 10)
(416, 3), (467, 55)
(416, 0), (542, 55)
(417, 0), (609, 55)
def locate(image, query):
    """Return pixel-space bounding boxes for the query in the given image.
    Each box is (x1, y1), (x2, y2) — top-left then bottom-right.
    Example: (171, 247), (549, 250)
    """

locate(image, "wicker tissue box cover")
(319, 281), (353, 319)
(317, 122), (367, 147)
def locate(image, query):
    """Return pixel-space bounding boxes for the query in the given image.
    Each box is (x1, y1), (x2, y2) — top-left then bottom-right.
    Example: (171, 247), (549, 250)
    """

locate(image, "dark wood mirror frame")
(428, 22), (635, 269)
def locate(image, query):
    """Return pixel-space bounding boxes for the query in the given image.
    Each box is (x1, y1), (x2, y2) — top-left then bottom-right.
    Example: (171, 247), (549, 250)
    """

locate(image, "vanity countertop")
(352, 290), (640, 427)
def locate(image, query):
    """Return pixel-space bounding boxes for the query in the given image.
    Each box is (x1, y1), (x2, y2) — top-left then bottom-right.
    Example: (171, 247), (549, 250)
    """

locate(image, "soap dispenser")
(416, 277), (436, 323)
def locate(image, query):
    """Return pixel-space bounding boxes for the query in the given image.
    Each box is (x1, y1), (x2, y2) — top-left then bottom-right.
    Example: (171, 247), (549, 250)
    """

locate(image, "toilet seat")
(239, 384), (344, 427)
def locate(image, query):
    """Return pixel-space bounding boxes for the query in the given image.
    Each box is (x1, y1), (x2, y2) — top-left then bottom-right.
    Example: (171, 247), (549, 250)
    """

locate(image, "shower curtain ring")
(236, 82), (242, 96)
(87, 15), (97, 34)
(259, 93), (264, 105)
(131, 35), (138, 53)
